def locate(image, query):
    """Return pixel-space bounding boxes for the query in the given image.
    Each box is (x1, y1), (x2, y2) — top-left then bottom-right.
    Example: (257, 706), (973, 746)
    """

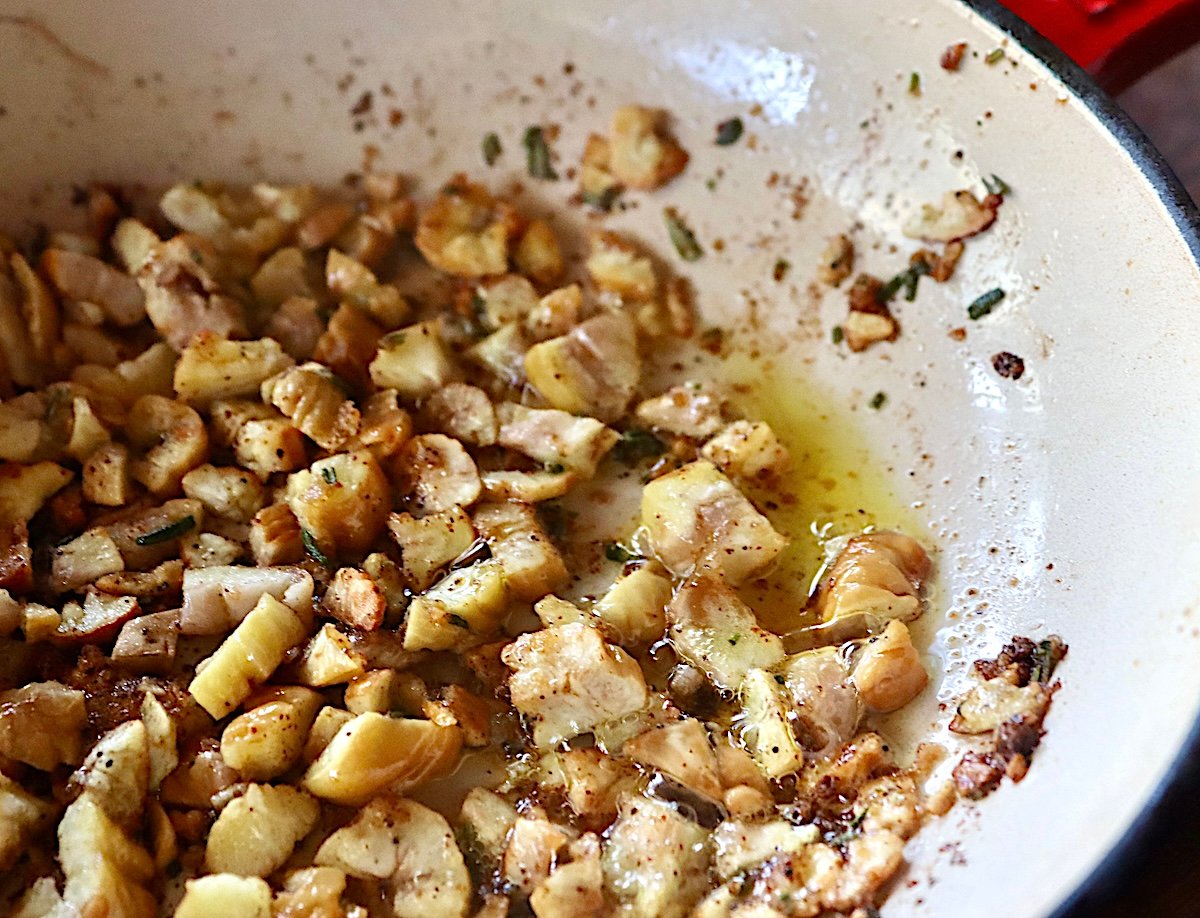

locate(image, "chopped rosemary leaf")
(908, 72), (921, 96)
(582, 186), (620, 211)
(301, 528), (332, 567)
(983, 173), (1012, 196)
(968, 287), (1006, 320)
(613, 428), (666, 464)
(877, 273), (906, 303)
(869, 391), (887, 410)
(135, 515), (196, 546)
(1030, 637), (1066, 684)
(985, 48), (1005, 65)
(664, 208), (703, 262)
(605, 542), (638, 564)
(546, 462), (566, 474)
(522, 125), (558, 180)
(830, 809), (868, 846)
(831, 325), (844, 345)
(772, 258), (791, 282)
(481, 131), (502, 166)
(447, 613), (470, 629)
(715, 117), (744, 146)
(321, 467), (338, 485)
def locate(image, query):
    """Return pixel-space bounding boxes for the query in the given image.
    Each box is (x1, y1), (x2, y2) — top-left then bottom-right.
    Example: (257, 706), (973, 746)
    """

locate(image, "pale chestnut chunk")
(112, 610), (180, 674)
(370, 322), (459, 401)
(402, 558), (509, 651)
(480, 468), (575, 503)
(141, 691), (178, 791)
(56, 592), (140, 645)
(352, 389), (413, 460)
(524, 311), (641, 423)
(250, 503), (304, 566)
(851, 619), (928, 713)
(0, 460), (72, 523)
(496, 402), (619, 477)
(396, 433), (482, 516)
(701, 420), (791, 483)
(641, 460), (787, 585)
(420, 383), (498, 447)
(323, 566), (387, 631)
(514, 218), (564, 287)
(814, 530), (931, 628)
(182, 463), (266, 522)
(503, 810), (575, 896)
(843, 308), (898, 352)
(250, 246), (317, 310)
(558, 748), (634, 822)
(534, 594), (590, 628)
(579, 133), (620, 207)
(474, 273), (540, 329)
(83, 441), (132, 506)
(263, 295), (324, 360)
(625, 717), (723, 802)
(635, 383), (725, 439)
(286, 450), (390, 558)
(326, 248), (409, 328)
(468, 322), (531, 389)
(903, 189), (1001, 242)
(817, 233), (855, 287)
(9, 253), (60, 367)
(272, 867), (348, 918)
(220, 692), (320, 780)
(601, 796), (709, 918)
(188, 593), (311, 718)
(206, 783), (320, 877)
(503, 622), (649, 748)
(667, 572), (784, 692)
(415, 176), (519, 277)
(473, 501), (568, 602)
(530, 837), (606, 918)
(296, 623), (368, 686)
(51, 527), (125, 592)
(458, 787), (519, 874)
(175, 874), (272, 918)
(235, 416), (308, 477)
(180, 564), (312, 635)
(585, 231), (657, 300)
(302, 706), (355, 764)
(608, 105), (689, 190)
(73, 719), (149, 830)
(57, 794), (155, 918)
(0, 681), (88, 769)
(0, 773), (53, 872)
(303, 713), (462, 806)
(711, 818), (820, 882)
(173, 334), (294, 406)
(950, 678), (1050, 735)
(137, 236), (247, 350)
(316, 796), (471, 918)
(127, 394), (209, 496)
(388, 506), (476, 590)
(263, 361), (361, 450)
(593, 562), (672, 647)
(313, 302), (383, 390)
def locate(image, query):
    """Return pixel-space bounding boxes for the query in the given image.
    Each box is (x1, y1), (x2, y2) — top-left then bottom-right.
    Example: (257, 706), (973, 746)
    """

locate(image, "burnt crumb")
(952, 751), (1005, 800)
(973, 634), (1066, 686)
(992, 351), (1025, 379)
(350, 91), (373, 116)
(995, 714), (1041, 761)
(941, 42), (968, 71)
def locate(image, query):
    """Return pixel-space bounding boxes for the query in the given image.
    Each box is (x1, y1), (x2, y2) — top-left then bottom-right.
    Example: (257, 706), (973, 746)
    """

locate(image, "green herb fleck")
(1030, 637), (1066, 684)
(321, 467), (338, 485)
(967, 287), (1006, 320)
(772, 258), (791, 282)
(605, 542), (638, 564)
(481, 132), (502, 166)
(546, 463), (566, 475)
(301, 529), (332, 567)
(985, 48), (1005, 65)
(582, 186), (620, 211)
(908, 72), (921, 96)
(135, 515), (196, 546)
(522, 125), (558, 180)
(664, 208), (703, 262)
(728, 634), (742, 646)
(715, 117), (744, 146)
(382, 330), (407, 347)
(447, 613), (470, 629)
(831, 325), (844, 345)
(831, 809), (868, 846)
(613, 428), (666, 464)
(773, 674), (786, 685)
(983, 173), (1012, 196)
(869, 391), (887, 410)
(705, 177), (718, 191)
(877, 273), (906, 302)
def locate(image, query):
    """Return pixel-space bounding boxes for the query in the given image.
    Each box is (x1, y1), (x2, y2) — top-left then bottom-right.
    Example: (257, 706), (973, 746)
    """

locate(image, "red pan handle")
(998, 0), (1200, 91)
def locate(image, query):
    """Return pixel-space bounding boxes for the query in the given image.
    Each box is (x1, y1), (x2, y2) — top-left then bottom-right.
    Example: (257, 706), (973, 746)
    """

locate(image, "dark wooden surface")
(1057, 52), (1200, 918)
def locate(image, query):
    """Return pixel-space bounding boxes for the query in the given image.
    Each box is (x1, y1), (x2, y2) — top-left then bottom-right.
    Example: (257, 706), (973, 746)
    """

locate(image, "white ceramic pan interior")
(2, 1), (1200, 914)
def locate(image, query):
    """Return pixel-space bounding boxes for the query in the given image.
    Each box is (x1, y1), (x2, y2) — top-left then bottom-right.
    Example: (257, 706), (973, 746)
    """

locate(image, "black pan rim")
(955, 1), (1200, 915)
